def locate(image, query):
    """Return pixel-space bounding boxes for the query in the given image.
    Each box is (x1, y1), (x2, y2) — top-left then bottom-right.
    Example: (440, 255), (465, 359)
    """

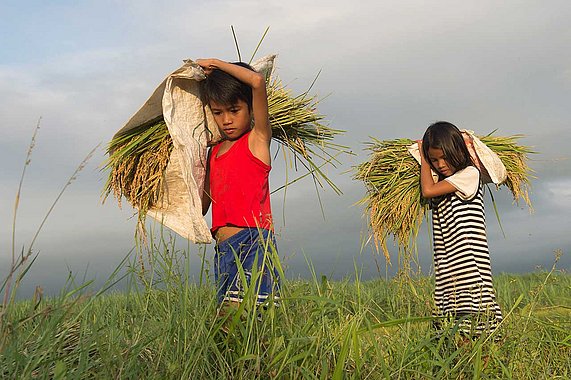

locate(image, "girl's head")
(422, 121), (473, 178)
(200, 62), (254, 111)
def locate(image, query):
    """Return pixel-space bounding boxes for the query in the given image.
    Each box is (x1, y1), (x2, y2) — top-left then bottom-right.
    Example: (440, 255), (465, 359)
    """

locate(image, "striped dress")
(431, 166), (502, 335)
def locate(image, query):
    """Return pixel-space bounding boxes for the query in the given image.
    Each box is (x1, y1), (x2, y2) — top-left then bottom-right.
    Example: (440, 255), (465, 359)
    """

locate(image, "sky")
(1, 0), (570, 297)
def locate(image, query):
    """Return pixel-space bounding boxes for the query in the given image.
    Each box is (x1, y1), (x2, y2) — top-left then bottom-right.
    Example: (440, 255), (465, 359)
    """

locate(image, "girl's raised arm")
(418, 141), (458, 198)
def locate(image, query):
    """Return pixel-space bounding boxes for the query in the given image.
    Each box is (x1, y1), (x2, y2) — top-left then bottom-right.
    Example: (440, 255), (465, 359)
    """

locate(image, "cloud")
(536, 177), (571, 210)
(1, 1), (570, 297)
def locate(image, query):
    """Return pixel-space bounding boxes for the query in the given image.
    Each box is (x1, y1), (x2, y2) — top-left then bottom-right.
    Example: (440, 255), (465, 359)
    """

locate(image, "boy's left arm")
(226, 64), (271, 162)
(197, 58), (271, 164)
(246, 71), (271, 165)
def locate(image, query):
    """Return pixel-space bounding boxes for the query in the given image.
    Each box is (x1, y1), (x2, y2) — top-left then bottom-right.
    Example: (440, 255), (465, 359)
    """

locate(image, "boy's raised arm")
(196, 58), (271, 143)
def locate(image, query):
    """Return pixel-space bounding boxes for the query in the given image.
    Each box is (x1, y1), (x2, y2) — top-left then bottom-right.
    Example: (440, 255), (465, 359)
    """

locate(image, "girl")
(419, 121), (502, 336)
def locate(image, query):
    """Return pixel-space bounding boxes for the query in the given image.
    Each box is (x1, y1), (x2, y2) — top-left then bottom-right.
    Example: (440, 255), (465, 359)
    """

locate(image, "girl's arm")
(418, 141), (458, 199)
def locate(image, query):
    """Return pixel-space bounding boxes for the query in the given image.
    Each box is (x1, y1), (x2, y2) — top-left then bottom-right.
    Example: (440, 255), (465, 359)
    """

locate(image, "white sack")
(461, 129), (507, 184)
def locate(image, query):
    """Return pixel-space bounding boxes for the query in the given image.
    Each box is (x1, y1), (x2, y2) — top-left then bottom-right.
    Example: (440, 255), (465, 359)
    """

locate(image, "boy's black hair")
(422, 121), (474, 179)
(200, 62), (255, 110)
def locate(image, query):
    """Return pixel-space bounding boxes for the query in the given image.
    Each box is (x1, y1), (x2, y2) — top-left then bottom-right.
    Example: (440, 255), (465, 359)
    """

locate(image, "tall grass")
(2, 124), (568, 378)
(1, 119), (97, 325)
(1, 236), (569, 378)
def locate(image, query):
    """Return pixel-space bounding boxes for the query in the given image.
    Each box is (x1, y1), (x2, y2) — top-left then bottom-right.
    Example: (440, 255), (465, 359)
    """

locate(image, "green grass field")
(1, 243), (569, 380)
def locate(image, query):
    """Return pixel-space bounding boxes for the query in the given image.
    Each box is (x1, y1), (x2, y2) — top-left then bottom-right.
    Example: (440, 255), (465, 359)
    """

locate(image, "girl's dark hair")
(422, 121), (473, 179)
(200, 62), (254, 110)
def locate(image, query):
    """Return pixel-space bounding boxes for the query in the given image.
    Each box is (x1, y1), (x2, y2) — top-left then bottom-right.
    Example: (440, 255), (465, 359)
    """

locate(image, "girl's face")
(428, 147), (456, 177)
(209, 99), (252, 140)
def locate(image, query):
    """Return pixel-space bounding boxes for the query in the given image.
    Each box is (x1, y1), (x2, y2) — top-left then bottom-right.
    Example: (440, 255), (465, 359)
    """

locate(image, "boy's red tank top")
(209, 131), (273, 235)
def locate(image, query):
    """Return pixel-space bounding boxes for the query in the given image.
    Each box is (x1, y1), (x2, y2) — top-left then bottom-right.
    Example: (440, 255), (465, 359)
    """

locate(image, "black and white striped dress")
(431, 166), (502, 334)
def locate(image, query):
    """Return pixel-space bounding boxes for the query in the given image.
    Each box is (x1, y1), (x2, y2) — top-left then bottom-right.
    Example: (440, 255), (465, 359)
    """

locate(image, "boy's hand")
(196, 58), (221, 75)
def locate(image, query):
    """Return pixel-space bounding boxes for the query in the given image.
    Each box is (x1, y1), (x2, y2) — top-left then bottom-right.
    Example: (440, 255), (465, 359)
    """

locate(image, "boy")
(197, 58), (280, 309)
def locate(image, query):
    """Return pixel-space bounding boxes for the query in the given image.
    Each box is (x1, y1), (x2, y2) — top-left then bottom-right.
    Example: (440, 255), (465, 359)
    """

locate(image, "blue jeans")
(214, 228), (280, 304)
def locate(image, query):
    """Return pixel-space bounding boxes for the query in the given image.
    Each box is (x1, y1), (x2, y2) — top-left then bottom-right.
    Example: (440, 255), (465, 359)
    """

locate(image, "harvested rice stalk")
(479, 133), (534, 209)
(102, 78), (346, 223)
(354, 138), (426, 261)
(354, 134), (533, 262)
(267, 77), (346, 192)
(102, 120), (172, 221)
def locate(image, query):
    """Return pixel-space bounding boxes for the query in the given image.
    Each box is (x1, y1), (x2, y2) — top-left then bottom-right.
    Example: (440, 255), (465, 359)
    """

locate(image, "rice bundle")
(102, 78), (345, 222)
(478, 134), (533, 208)
(354, 133), (534, 262)
(103, 119), (171, 213)
(267, 77), (346, 192)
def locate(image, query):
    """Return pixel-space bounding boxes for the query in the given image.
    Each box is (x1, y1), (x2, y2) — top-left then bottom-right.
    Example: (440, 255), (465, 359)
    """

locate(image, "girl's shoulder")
(453, 166), (479, 179)
(444, 166), (480, 200)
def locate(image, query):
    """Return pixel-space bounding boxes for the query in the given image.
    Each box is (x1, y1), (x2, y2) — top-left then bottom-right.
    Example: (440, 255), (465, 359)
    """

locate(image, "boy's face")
(210, 99), (252, 141)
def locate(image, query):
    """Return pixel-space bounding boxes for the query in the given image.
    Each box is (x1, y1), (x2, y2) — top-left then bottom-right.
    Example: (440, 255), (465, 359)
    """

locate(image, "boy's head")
(200, 62), (254, 111)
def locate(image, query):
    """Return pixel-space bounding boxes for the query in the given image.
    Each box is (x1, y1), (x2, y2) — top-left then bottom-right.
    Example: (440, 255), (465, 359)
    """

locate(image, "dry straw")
(102, 77), (346, 223)
(354, 133), (534, 263)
